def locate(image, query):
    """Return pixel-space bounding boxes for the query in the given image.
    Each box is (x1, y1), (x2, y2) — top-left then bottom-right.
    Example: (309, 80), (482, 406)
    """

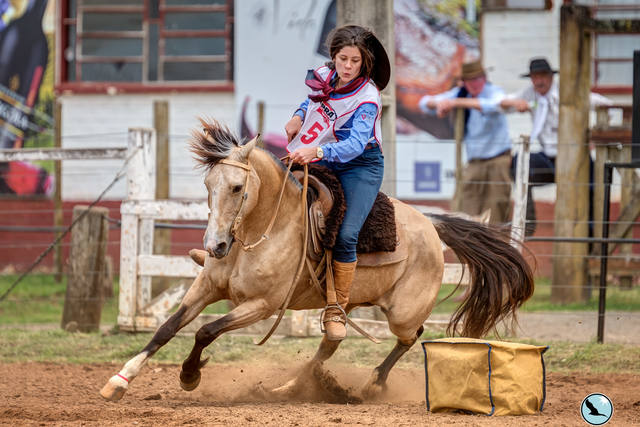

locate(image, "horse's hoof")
(100, 375), (129, 401)
(179, 370), (201, 391)
(271, 377), (299, 396)
(361, 380), (385, 401)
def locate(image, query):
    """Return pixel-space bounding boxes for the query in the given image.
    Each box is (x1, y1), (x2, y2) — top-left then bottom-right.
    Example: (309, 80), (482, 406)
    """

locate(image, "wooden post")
(257, 101), (265, 148)
(337, 0), (396, 196)
(452, 108), (465, 211)
(511, 135), (530, 245)
(552, 4), (592, 303)
(592, 107), (610, 249)
(53, 101), (63, 282)
(118, 128), (156, 329)
(103, 256), (114, 299)
(153, 101), (172, 294)
(61, 205), (109, 332)
(618, 145), (634, 290)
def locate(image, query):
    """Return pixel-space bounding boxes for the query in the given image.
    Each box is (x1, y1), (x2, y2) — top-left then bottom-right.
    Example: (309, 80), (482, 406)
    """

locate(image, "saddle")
(291, 165), (406, 266)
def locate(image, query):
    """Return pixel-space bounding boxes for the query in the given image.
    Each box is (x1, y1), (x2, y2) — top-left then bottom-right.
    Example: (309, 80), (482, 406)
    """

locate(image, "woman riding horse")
(285, 25), (390, 341)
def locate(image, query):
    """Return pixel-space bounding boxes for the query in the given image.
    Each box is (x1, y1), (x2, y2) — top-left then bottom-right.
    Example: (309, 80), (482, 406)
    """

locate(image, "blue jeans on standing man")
(317, 145), (384, 262)
(511, 151), (594, 238)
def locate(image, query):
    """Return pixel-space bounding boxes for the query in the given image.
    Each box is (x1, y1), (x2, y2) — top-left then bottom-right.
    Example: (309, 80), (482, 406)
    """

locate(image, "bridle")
(215, 155), (307, 345)
(217, 157), (294, 251)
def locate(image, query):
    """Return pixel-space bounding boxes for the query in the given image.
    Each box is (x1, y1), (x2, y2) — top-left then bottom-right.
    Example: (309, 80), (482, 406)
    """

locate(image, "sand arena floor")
(1, 360), (639, 426)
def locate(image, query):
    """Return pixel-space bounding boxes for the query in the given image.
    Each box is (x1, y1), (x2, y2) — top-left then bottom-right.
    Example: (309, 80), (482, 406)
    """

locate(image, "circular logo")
(580, 393), (613, 425)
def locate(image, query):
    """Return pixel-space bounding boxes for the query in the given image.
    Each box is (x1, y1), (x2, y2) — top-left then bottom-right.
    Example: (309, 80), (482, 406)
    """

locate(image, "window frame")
(481, 0), (553, 11)
(591, 2), (639, 95)
(55, 0), (234, 94)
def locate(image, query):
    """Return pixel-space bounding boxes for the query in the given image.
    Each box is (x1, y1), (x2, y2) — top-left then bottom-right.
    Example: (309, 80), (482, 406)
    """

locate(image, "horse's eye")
(232, 185), (243, 193)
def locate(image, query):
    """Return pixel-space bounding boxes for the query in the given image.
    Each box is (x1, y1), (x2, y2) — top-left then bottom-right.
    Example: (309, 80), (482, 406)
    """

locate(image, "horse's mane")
(190, 117), (302, 189)
(190, 118), (245, 170)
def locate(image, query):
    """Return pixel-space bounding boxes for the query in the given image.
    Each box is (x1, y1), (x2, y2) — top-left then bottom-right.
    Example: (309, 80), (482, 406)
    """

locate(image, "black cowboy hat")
(340, 25), (390, 91)
(366, 32), (391, 91)
(332, 25), (391, 91)
(521, 58), (558, 77)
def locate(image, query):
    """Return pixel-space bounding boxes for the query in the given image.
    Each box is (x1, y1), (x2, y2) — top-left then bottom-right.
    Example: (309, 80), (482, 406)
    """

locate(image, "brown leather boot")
(323, 260), (357, 341)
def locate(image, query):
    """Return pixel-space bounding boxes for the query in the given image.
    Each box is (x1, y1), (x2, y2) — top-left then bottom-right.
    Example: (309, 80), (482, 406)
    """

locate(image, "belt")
(364, 142), (378, 150)
(469, 149), (510, 163)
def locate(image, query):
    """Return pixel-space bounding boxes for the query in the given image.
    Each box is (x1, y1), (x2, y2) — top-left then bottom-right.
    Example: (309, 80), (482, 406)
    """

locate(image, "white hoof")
(271, 377), (299, 395)
(100, 375), (129, 401)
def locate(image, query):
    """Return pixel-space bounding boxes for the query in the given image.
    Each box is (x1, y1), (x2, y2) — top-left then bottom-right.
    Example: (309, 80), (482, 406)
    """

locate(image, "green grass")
(0, 329), (638, 374)
(434, 277), (640, 313)
(0, 274), (119, 325)
(0, 274), (229, 326)
(521, 277), (640, 311)
(1, 274), (638, 327)
(1, 274), (639, 374)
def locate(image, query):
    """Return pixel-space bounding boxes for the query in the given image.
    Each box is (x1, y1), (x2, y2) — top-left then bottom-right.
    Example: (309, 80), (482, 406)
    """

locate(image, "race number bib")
(287, 101), (338, 153)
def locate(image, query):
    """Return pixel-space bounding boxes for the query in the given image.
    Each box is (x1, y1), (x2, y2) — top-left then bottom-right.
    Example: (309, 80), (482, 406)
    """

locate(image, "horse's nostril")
(214, 242), (227, 255)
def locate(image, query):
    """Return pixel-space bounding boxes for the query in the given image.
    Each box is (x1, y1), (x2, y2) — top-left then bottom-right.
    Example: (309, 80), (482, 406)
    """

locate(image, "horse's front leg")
(100, 271), (219, 401)
(179, 298), (270, 391)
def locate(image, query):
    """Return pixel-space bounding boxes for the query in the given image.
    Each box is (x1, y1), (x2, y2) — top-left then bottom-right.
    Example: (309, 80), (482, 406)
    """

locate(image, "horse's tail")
(428, 213), (535, 338)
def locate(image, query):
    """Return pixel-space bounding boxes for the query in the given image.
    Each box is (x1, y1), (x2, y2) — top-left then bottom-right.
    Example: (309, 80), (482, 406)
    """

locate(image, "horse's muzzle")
(206, 240), (231, 259)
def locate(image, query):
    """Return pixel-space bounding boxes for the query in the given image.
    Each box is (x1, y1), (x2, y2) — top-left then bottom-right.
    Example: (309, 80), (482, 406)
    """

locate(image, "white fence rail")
(0, 147), (127, 162)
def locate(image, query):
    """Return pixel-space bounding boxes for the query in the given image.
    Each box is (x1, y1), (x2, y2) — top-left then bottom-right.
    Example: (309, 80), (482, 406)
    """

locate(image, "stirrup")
(319, 304), (347, 334)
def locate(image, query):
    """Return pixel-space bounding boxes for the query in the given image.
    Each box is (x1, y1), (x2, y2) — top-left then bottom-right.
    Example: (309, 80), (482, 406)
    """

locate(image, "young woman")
(284, 25), (390, 341)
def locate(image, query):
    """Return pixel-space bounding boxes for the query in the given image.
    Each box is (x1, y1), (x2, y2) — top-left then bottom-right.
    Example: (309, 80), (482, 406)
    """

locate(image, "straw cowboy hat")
(521, 58), (558, 77)
(461, 60), (487, 80)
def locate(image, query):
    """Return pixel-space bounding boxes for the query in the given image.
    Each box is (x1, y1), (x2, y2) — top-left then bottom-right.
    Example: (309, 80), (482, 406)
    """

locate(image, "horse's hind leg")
(100, 272), (218, 401)
(179, 298), (270, 391)
(270, 334), (342, 395)
(361, 325), (424, 400)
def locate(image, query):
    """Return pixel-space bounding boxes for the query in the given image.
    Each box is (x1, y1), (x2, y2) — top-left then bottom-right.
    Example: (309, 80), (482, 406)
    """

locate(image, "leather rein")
(217, 157), (379, 345)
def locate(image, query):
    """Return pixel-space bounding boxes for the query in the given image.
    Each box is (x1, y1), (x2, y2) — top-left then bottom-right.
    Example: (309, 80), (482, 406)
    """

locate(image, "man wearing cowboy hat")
(419, 59), (512, 224)
(501, 57), (612, 235)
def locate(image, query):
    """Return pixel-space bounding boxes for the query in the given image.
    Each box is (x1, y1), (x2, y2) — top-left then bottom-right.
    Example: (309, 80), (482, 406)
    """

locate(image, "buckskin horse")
(100, 119), (534, 402)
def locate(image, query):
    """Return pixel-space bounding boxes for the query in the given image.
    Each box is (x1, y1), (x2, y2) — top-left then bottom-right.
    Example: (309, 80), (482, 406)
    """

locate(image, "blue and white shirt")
(419, 83), (511, 161)
(288, 66), (381, 163)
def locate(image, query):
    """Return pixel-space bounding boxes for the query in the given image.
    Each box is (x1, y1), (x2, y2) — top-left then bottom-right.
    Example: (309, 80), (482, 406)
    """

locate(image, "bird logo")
(580, 393), (613, 425)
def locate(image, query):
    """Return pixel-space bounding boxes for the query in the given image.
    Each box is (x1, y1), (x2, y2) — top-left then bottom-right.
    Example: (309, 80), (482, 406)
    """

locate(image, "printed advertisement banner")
(235, 0), (479, 199)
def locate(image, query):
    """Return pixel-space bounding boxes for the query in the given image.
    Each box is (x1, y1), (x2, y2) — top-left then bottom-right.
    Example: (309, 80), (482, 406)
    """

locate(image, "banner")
(235, 0), (479, 199)
(0, 0), (54, 196)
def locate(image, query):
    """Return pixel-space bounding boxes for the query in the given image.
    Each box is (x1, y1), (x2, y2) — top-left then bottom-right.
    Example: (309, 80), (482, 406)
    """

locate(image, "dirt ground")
(1, 361), (639, 426)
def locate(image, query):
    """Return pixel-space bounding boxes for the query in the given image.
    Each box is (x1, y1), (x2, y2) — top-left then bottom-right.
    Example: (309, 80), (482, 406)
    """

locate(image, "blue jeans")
(318, 146), (384, 262)
(511, 152), (594, 237)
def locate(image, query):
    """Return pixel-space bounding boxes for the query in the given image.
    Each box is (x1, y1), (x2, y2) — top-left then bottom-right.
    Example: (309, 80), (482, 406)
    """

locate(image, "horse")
(100, 119), (534, 402)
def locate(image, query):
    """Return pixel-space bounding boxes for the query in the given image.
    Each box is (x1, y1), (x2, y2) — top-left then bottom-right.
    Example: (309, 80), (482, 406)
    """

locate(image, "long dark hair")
(325, 25), (374, 80)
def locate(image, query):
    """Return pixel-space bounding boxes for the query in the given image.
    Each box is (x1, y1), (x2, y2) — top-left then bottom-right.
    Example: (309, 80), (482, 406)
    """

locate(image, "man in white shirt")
(501, 58), (612, 235)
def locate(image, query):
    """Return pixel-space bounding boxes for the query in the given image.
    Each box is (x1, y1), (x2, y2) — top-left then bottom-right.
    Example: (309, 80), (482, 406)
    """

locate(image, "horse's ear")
(238, 134), (259, 159)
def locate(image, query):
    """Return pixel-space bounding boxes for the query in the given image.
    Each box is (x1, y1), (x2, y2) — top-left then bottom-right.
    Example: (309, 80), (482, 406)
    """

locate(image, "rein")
(218, 156), (309, 345)
(217, 156), (379, 345)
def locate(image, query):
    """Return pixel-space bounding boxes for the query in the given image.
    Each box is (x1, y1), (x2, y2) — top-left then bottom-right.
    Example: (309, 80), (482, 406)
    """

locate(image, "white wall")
(482, 4), (560, 151)
(482, 4), (561, 202)
(234, 0), (333, 150)
(60, 92), (235, 200)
